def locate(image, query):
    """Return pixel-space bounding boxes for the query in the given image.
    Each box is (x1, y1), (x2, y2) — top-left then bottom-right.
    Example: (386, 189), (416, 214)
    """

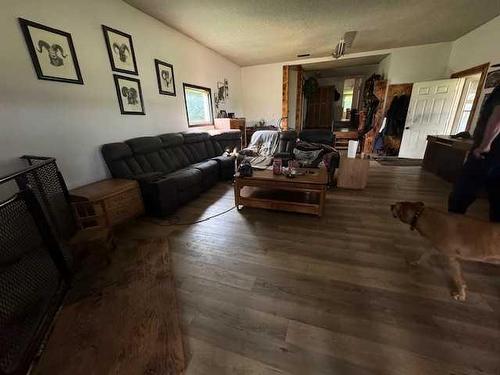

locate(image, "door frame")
(450, 63), (489, 132)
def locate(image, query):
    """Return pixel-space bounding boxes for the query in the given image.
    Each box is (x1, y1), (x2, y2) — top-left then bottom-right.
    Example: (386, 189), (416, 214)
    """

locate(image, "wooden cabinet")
(70, 179), (144, 228)
(423, 136), (472, 183)
(306, 86), (335, 129)
(214, 118), (246, 147)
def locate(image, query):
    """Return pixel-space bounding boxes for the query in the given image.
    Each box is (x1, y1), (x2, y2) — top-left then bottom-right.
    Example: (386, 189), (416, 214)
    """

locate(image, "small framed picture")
(102, 25), (138, 75)
(154, 59), (176, 96)
(19, 18), (83, 84)
(113, 74), (145, 115)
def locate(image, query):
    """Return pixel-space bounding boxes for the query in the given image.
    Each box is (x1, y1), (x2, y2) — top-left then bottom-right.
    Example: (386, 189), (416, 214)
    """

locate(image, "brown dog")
(391, 201), (500, 301)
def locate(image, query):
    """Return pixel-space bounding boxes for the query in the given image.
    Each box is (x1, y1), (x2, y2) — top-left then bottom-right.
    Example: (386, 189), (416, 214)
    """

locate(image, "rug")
(33, 238), (186, 375)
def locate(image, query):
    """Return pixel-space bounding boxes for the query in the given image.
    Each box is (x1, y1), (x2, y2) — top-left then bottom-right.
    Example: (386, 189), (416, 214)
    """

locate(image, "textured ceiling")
(124, 0), (500, 66)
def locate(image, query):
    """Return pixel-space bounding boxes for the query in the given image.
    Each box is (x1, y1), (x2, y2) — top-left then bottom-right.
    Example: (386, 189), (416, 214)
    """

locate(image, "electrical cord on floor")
(141, 205), (237, 226)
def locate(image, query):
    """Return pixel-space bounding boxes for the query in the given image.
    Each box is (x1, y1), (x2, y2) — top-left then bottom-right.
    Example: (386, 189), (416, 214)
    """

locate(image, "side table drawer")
(105, 187), (144, 226)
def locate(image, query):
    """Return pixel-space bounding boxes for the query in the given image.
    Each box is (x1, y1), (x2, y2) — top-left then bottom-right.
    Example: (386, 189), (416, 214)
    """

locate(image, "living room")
(1, 1), (500, 374)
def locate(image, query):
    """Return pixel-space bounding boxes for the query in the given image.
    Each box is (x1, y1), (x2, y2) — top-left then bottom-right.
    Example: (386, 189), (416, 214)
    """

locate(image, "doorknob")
(405, 127), (410, 129)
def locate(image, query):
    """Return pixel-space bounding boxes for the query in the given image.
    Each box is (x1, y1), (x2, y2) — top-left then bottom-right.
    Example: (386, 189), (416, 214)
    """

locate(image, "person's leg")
(448, 157), (487, 214)
(486, 161), (500, 222)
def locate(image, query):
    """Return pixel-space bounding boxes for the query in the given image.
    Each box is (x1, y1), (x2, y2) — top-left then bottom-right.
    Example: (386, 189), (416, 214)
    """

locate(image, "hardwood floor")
(118, 163), (499, 375)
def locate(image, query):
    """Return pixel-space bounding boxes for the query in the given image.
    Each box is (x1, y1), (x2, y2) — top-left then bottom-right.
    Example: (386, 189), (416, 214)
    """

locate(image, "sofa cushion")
(211, 155), (235, 170)
(163, 168), (202, 191)
(158, 133), (184, 147)
(181, 133), (211, 163)
(190, 160), (219, 189)
(211, 131), (241, 153)
(211, 155), (236, 180)
(182, 132), (210, 144)
(101, 142), (141, 178)
(126, 136), (161, 154)
(191, 160), (218, 178)
(125, 137), (174, 174)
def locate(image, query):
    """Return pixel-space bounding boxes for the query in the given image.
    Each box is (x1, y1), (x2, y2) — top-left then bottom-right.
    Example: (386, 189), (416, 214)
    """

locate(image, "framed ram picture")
(113, 74), (145, 115)
(154, 59), (176, 96)
(102, 25), (138, 75)
(19, 18), (83, 84)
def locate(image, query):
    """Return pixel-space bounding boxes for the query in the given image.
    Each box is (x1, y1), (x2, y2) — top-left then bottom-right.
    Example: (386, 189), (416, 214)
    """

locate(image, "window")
(183, 83), (214, 127)
(452, 75), (480, 133)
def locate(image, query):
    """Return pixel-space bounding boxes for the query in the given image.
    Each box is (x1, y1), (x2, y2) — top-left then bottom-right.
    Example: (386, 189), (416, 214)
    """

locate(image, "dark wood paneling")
(306, 85), (334, 128)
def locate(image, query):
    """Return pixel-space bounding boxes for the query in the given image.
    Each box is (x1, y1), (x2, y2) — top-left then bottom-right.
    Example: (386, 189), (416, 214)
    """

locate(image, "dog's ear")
(415, 201), (425, 210)
(391, 202), (402, 218)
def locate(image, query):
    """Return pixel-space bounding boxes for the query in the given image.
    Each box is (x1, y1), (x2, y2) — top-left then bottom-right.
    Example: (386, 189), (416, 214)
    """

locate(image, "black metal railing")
(0, 156), (73, 375)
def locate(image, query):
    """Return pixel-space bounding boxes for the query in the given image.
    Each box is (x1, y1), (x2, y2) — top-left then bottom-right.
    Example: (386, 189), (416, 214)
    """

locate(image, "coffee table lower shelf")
(234, 183), (325, 216)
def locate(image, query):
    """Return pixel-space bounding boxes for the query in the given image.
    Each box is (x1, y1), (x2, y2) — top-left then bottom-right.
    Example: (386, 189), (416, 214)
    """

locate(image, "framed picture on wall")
(113, 74), (145, 115)
(19, 18), (83, 84)
(102, 25), (138, 75)
(154, 59), (176, 96)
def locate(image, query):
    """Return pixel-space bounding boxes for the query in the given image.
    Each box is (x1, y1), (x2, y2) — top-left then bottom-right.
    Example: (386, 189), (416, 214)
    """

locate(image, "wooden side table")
(70, 179), (144, 228)
(214, 118), (246, 148)
(336, 157), (370, 189)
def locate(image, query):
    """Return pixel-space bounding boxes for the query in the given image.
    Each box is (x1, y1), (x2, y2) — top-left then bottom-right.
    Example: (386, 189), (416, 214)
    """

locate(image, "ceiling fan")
(332, 31), (357, 59)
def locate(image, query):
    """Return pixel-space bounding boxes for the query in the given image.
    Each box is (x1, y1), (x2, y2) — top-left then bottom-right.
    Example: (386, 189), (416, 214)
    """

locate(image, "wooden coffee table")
(234, 166), (328, 216)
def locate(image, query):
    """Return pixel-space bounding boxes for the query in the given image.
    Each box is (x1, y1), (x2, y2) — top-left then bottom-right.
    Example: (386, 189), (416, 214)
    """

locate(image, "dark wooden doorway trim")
(295, 66), (304, 133)
(281, 65), (289, 130)
(450, 63), (489, 132)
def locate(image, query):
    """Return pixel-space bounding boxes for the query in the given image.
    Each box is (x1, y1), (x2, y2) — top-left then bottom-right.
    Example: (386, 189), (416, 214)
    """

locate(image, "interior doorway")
(282, 54), (389, 137)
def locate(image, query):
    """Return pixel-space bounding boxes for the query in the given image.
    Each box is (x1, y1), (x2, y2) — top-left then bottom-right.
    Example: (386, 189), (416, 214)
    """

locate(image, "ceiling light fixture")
(332, 39), (345, 59)
(332, 31), (357, 59)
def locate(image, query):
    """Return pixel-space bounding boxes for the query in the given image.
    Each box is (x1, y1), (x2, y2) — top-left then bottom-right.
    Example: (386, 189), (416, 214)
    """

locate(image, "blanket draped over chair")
(239, 130), (280, 169)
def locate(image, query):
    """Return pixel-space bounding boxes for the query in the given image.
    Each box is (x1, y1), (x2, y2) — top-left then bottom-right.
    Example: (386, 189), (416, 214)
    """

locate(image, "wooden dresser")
(70, 179), (144, 228)
(423, 135), (473, 183)
(214, 118), (246, 147)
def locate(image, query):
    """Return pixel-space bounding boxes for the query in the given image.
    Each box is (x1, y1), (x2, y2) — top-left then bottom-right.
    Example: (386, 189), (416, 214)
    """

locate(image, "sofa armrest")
(135, 174), (179, 217)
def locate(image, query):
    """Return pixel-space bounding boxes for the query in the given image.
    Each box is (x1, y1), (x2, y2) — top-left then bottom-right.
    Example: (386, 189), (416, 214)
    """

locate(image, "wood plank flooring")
(118, 163), (499, 375)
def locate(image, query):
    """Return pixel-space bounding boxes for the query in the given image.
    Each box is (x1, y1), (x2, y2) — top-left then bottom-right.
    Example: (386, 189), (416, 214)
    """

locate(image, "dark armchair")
(299, 128), (336, 146)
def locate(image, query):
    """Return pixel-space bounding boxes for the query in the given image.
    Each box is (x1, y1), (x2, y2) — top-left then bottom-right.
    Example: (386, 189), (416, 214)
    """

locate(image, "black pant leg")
(448, 157), (487, 214)
(486, 161), (500, 222)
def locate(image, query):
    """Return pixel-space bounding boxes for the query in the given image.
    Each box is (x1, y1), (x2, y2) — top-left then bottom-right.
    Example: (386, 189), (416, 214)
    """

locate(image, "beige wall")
(0, 0), (242, 188)
(241, 63), (283, 127)
(383, 42), (452, 84)
(448, 15), (500, 75)
(241, 43), (452, 126)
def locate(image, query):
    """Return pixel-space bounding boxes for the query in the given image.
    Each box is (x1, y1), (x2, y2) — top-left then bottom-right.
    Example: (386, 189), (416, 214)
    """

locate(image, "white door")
(399, 79), (461, 159)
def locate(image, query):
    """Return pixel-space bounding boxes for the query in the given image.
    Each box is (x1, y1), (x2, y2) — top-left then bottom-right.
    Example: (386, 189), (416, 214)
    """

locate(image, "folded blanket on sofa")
(239, 130), (280, 168)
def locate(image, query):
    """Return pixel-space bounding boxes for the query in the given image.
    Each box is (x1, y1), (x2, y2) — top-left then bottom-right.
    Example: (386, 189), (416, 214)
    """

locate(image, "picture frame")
(154, 59), (176, 96)
(102, 25), (138, 75)
(19, 18), (83, 84)
(113, 74), (145, 115)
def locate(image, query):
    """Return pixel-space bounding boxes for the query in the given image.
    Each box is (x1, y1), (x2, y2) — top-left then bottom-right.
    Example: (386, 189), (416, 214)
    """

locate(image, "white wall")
(0, 0), (242, 188)
(377, 55), (391, 78)
(448, 15), (500, 74)
(241, 43), (452, 126)
(384, 42), (452, 84)
(240, 63), (283, 127)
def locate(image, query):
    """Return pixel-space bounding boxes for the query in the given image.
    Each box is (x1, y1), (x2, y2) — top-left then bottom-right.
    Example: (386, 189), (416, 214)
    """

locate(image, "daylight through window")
(183, 84), (213, 127)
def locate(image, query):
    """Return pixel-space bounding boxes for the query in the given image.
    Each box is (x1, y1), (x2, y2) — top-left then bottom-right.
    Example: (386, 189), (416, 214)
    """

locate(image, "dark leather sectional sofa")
(102, 131), (240, 217)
